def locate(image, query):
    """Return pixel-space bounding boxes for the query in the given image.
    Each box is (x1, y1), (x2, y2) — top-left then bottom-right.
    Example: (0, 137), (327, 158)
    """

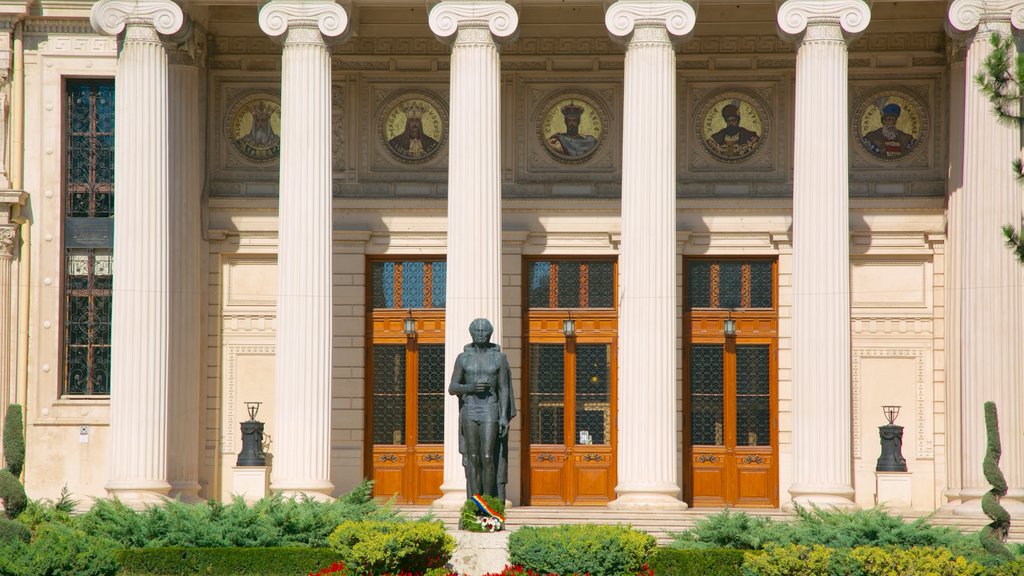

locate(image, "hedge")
(508, 524), (656, 576)
(116, 547), (348, 575)
(648, 548), (744, 575)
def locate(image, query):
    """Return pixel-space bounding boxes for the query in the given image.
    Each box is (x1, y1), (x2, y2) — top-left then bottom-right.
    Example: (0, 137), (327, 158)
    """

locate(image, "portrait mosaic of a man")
(540, 94), (605, 163)
(855, 91), (925, 161)
(380, 93), (446, 163)
(226, 92), (281, 163)
(699, 96), (764, 163)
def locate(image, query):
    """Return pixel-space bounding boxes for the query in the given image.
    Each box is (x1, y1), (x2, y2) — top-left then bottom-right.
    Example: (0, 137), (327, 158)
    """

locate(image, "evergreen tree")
(978, 32), (1024, 263)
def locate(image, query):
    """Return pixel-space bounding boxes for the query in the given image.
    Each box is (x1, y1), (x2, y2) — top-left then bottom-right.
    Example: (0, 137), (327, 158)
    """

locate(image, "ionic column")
(606, 0), (694, 510)
(777, 0), (869, 509)
(948, 0), (1024, 516)
(91, 0), (185, 505)
(0, 223), (16, 428)
(166, 30), (203, 503)
(259, 0), (348, 500)
(428, 0), (517, 508)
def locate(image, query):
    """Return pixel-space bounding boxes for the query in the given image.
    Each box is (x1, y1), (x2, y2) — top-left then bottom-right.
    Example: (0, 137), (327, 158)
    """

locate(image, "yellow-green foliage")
(743, 545), (832, 576)
(508, 524), (656, 576)
(327, 520), (454, 576)
(851, 546), (986, 576)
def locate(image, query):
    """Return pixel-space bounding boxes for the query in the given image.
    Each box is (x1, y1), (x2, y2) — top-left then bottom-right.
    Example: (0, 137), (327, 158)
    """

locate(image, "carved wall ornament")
(695, 91), (770, 164)
(377, 91), (447, 164)
(537, 92), (607, 164)
(225, 91), (281, 164)
(853, 88), (927, 162)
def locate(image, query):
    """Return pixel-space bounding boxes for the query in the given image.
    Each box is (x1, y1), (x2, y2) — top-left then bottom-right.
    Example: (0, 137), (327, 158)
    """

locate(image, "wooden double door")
(523, 312), (617, 505)
(684, 259), (778, 508)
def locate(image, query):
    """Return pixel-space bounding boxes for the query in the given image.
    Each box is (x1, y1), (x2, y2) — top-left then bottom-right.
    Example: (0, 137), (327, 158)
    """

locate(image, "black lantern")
(237, 401), (267, 467)
(876, 405), (907, 472)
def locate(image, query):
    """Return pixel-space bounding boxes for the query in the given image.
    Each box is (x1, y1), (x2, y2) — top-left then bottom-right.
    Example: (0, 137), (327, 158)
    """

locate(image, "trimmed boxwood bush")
(741, 545), (990, 576)
(649, 548), (744, 576)
(0, 521), (119, 576)
(327, 520), (454, 575)
(0, 469), (26, 519)
(3, 404), (24, 478)
(0, 516), (30, 543)
(117, 547), (349, 575)
(508, 524), (656, 576)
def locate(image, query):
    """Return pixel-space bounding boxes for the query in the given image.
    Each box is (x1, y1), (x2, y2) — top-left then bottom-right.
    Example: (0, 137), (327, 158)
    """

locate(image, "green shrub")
(77, 480), (400, 549)
(0, 516), (29, 544)
(0, 469), (26, 519)
(117, 547), (349, 575)
(2, 405), (24, 478)
(0, 521), (120, 576)
(669, 510), (787, 550)
(508, 524), (656, 576)
(991, 559), (1024, 576)
(742, 544), (832, 576)
(850, 546), (987, 576)
(327, 520), (454, 575)
(649, 547), (744, 575)
(459, 495), (504, 532)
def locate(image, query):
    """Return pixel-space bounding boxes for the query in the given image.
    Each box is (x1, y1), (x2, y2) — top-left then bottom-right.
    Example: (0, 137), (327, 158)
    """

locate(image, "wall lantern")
(723, 310), (736, 338)
(403, 310), (417, 337)
(563, 311), (576, 337)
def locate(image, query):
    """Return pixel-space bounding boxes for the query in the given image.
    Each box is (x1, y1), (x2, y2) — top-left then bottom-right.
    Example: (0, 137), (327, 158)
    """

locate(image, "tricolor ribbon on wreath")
(471, 494), (505, 531)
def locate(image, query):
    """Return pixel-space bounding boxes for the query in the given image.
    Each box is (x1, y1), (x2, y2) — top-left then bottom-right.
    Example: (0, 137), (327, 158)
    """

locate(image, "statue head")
(469, 318), (494, 345)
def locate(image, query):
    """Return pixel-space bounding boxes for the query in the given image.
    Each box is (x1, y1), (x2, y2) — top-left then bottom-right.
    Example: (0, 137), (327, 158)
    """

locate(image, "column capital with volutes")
(90, 0), (184, 36)
(258, 0), (349, 39)
(604, 0), (696, 43)
(948, 0), (1024, 33)
(776, 0), (870, 41)
(428, 1), (518, 44)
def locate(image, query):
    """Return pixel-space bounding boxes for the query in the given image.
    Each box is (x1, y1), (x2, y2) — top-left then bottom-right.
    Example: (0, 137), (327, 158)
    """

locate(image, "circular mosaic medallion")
(226, 92), (281, 163)
(538, 92), (606, 164)
(854, 89), (927, 161)
(379, 92), (447, 163)
(697, 92), (768, 163)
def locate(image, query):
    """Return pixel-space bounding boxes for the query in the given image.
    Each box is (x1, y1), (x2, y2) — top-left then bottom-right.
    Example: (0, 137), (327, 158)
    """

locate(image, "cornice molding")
(427, 1), (518, 42)
(604, 0), (696, 40)
(948, 0), (1024, 32)
(258, 0), (348, 38)
(777, 0), (871, 38)
(90, 0), (184, 36)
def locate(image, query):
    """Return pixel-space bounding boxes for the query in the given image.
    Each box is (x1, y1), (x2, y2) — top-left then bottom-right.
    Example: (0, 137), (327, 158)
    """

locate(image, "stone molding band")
(776, 0), (871, 37)
(258, 0), (349, 38)
(604, 0), (696, 40)
(90, 0), (184, 36)
(948, 0), (1024, 32)
(428, 1), (519, 41)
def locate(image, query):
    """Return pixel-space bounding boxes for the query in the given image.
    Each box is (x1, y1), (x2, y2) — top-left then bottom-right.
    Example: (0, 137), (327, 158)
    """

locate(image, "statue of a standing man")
(449, 318), (516, 500)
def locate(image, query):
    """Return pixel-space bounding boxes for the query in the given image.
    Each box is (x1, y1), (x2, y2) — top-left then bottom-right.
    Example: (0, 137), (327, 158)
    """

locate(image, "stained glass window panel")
(687, 260), (774, 310)
(736, 345), (770, 447)
(373, 345), (406, 445)
(402, 262), (425, 308)
(690, 345), (724, 446)
(718, 262), (742, 309)
(529, 344), (564, 445)
(528, 260), (615, 309)
(557, 262), (581, 308)
(587, 261), (614, 307)
(371, 261), (446, 309)
(749, 261), (773, 308)
(575, 344), (610, 446)
(417, 345), (445, 444)
(688, 261), (712, 308)
(431, 262), (446, 308)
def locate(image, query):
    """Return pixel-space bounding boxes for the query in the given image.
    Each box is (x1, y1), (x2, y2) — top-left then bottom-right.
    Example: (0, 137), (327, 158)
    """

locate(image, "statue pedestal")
(875, 472), (912, 509)
(232, 466), (269, 504)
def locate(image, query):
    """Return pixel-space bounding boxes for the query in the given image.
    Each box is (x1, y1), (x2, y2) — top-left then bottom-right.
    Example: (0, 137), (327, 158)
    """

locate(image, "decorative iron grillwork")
(690, 344), (724, 446)
(417, 344), (445, 444)
(687, 260), (774, 310)
(528, 260), (614, 309)
(373, 345), (406, 445)
(371, 260), (446, 309)
(575, 344), (610, 446)
(735, 345), (770, 447)
(529, 344), (564, 445)
(63, 79), (115, 396)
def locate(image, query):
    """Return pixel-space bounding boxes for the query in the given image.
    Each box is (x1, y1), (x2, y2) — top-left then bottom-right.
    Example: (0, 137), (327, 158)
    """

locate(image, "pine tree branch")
(977, 33), (1024, 127)
(1003, 224), (1024, 265)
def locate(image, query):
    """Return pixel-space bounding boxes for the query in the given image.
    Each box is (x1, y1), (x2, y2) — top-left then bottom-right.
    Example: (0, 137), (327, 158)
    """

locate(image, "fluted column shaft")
(0, 225), (15, 432)
(948, 0), (1024, 514)
(259, 0), (348, 499)
(91, 0), (185, 504)
(778, 0), (869, 508)
(167, 39), (203, 502)
(428, 1), (517, 507)
(606, 0), (694, 510)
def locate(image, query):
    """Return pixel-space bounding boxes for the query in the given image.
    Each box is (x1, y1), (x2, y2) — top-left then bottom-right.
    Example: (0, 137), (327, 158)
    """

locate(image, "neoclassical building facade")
(0, 0), (1021, 514)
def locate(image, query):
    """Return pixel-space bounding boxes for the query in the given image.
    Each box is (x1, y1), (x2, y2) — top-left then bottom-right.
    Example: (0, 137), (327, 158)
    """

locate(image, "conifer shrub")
(980, 401), (1013, 559)
(507, 524), (656, 576)
(326, 519), (454, 575)
(0, 469), (26, 519)
(648, 547), (744, 575)
(2, 404), (24, 477)
(0, 516), (30, 543)
(0, 521), (120, 576)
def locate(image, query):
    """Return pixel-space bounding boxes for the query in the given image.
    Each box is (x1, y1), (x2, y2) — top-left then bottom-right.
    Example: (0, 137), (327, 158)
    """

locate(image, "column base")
(270, 479), (335, 502)
(168, 481), (203, 504)
(609, 485), (687, 511)
(106, 480), (172, 509)
(433, 483), (470, 510)
(785, 484), (857, 511)
(953, 488), (1024, 518)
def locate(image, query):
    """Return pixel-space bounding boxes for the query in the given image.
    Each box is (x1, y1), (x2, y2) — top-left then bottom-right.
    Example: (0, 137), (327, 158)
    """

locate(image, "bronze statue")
(449, 318), (515, 500)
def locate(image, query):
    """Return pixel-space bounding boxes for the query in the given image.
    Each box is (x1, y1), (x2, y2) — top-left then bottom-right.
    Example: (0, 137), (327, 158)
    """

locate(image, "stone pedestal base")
(449, 530), (509, 576)
(608, 490), (688, 511)
(232, 466), (269, 504)
(875, 472), (912, 509)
